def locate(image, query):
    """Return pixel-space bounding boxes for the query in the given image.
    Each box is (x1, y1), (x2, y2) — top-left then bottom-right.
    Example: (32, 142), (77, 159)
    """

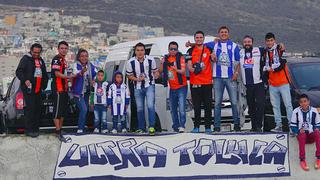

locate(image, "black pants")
(190, 84), (213, 128)
(23, 92), (41, 133)
(245, 83), (265, 130)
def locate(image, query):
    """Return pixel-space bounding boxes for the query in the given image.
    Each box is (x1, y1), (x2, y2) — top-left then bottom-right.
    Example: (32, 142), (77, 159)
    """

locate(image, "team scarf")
(264, 43), (280, 70)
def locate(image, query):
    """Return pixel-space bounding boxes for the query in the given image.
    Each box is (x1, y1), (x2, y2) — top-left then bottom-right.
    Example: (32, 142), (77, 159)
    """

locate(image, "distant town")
(0, 8), (317, 95)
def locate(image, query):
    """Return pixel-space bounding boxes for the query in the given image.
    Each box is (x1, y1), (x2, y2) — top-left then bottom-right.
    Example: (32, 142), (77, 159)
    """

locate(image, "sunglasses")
(169, 48), (178, 51)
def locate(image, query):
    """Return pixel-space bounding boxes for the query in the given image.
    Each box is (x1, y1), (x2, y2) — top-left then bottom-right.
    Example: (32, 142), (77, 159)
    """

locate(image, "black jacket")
(16, 53), (48, 94)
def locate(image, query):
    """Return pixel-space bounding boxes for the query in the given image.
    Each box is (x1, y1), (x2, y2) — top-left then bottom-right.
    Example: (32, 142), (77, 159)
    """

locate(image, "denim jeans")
(112, 115), (127, 130)
(75, 93), (89, 130)
(269, 84), (293, 127)
(134, 85), (155, 130)
(169, 86), (187, 130)
(94, 104), (108, 130)
(214, 78), (239, 128)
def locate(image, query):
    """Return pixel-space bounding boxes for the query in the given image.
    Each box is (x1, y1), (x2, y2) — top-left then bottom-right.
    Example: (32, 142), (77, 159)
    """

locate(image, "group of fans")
(2, 25), (320, 170)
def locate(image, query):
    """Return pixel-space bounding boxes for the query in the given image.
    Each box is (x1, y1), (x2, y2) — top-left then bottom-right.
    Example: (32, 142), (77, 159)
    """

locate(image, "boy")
(108, 71), (130, 134)
(290, 94), (320, 171)
(91, 70), (109, 133)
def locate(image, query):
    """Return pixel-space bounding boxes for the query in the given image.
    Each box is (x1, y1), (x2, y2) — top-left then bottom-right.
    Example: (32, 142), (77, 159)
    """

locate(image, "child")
(290, 94), (320, 171)
(107, 71), (130, 134)
(91, 70), (109, 133)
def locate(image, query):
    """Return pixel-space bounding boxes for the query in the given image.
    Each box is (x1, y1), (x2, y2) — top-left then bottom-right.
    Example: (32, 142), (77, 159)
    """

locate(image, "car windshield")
(290, 63), (320, 90)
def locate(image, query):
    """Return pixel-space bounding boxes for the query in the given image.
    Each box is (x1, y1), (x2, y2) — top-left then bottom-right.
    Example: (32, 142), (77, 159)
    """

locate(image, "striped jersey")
(125, 55), (158, 89)
(239, 47), (263, 85)
(93, 81), (109, 105)
(290, 106), (320, 133)
(107, 83), (130, 116)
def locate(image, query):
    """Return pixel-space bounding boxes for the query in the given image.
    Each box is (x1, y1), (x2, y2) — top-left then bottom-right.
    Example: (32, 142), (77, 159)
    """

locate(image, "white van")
(104, 36), (250, 132)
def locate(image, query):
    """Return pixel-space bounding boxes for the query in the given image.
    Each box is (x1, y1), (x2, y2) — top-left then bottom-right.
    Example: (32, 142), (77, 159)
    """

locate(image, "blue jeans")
(134, 85), (155, 130)
(169, 86), (187, 130)
(214, 78), (239, 128)
(94, 104), (108, 130)
(75, 93), (89, 130)
(112, 115), (127, 130)
(269, 84), (293, 127)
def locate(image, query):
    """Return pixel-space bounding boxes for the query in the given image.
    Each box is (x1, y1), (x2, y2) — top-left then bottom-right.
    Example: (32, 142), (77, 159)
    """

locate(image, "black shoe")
(234, 125), (241, 132)
(26, 132), (39, 138)
(56, 130), (67, 143)
(214, 127), (221, 132)
(255, 128), (263, 132)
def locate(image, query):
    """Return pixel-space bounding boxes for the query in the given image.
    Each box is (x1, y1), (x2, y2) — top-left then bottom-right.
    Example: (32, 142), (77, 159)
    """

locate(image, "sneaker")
(111, 129), (118, 134)
(178, 127), (185, 133)
(315, 159), (320, 169)
(93, 128), (100, 133)
(234, 125), (241, 132)
(205, 128), (212, 134)
(101, 129), (109, 134)
(135, 129), (144, 134)
(213, 127), (221, 133)
(0, 133), (6, 137)
(121, 128), (127, 133)
(149, 127), (155, 136)
(56, 131), (67, 143)
(191, 128), (200, 133)
(300, 160), (309, 171)
(271, 126), (283, 132)
(77, 129), (83, 134)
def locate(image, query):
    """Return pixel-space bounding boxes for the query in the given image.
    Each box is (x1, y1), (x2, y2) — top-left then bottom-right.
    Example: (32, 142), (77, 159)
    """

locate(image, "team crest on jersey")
(227, 45), (232, 50)
(96, 87), (104, 96)
(203, 53), (207, 58)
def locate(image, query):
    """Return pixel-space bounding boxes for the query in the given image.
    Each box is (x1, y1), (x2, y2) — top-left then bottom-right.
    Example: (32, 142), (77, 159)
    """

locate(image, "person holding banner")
(186, 31), (213, 133)
(159, 41), (187, 133)
(290, 94), (320, 171)
(125, 42), (160, 135)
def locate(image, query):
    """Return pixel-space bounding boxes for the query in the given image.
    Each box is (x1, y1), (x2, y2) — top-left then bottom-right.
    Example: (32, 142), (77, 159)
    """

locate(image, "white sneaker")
(121, 128), (127, 133)
(0, 133), (6, 137)
(93, 128), (100, 133)
(178, 127), (185, 133)
(111, 129), (118, 134)
(77, 129), (83, 134)
(270, 126), (283, 132)
(101, 129), (109, 134)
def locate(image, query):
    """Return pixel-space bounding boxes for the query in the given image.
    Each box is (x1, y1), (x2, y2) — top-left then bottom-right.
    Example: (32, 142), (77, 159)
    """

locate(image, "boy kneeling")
(290, 94), (320, 171)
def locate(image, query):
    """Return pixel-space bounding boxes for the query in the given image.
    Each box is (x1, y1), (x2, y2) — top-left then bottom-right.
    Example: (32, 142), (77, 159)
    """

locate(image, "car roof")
(287, 57), (320, 65)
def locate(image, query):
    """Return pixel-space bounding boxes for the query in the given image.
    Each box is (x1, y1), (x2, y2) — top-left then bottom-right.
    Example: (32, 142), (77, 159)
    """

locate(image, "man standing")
(239, 35), (266, 132)
(263, 32), (292, 132)
(159, 41), (187, 133)
(186, 31), (213, 133)
(210, 26), (241, 132)
(16, 43), (48, 137)
(51, 41), (74, 141)
(125, 42), (159, 135)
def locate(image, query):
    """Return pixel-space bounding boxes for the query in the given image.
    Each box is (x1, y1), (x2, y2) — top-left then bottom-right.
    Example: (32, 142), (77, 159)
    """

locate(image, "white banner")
(53, 133), (290, 179)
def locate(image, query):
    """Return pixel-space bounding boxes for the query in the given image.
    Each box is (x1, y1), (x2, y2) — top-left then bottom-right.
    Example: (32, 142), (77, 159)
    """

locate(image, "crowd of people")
(4, 25), (320, 170)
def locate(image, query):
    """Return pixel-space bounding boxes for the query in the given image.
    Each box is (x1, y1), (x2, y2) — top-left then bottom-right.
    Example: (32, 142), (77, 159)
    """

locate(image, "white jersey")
(93, 81), (109, 105)
(107, 83), (130, 116)
(239, 47), (263, 85)
(125, 55), (158, 89)
(290, 106), (320, 133)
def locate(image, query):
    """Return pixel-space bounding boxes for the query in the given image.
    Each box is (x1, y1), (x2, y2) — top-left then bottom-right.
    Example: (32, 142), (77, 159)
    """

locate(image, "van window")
(105, 61), (115, 83)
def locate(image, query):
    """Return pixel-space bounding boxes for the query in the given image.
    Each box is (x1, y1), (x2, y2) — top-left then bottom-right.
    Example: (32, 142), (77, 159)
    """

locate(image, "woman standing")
(72, 49), (96, 133)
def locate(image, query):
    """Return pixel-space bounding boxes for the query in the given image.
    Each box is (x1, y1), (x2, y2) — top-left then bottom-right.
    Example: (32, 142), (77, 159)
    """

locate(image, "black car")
(0, 73), (93, 134)
(264, 57), (320, 131)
